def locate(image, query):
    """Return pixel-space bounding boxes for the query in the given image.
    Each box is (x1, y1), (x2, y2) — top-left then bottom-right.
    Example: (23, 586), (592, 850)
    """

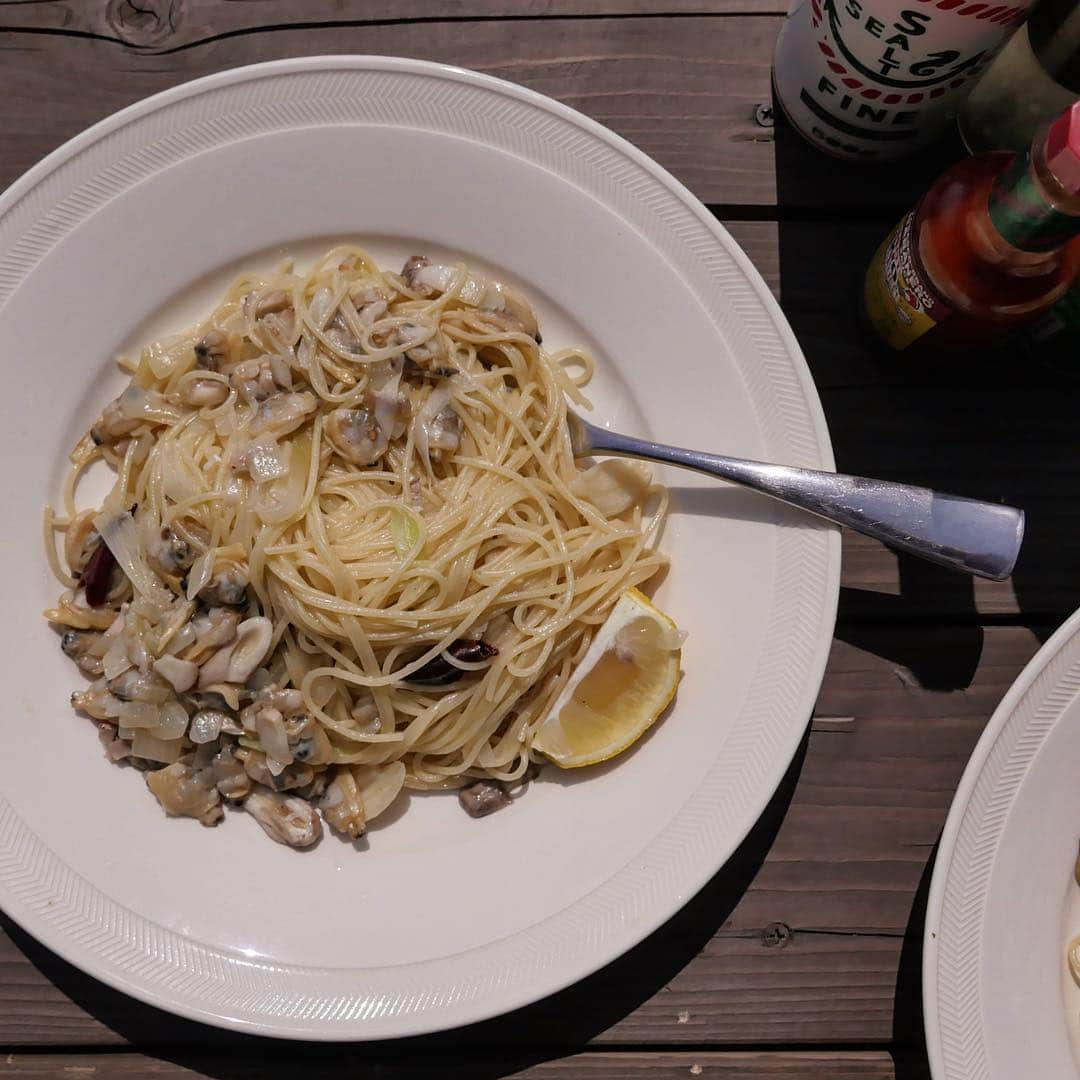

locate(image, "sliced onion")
(309, 287), (335, 328)
(372, 360), (404, 439)
(251, 429), (312, 525)
(189, 709), (228, 744)
(93, 507), (174, 611)
(411, 384), (452, 467)
(185, 547), (214, 602)
(246, 436), (290, 483)
(103, 635), (134, 681)
(268, 352), (293, 389)
(570, 459), (652, 518)
(389, 506), (422, 559)
(159, 442), (201, 506)
(353, 762), (406, 822)
(145, 335), (194, 380)
(152, 700), (189, 740)
(131, 731), (182, 764)
(116, 385), (183, 426)
(117, 701), (161, 730)
(413, 264), (488, 305)
(255, 710), (293, 765)
(165, 621), (197, 655)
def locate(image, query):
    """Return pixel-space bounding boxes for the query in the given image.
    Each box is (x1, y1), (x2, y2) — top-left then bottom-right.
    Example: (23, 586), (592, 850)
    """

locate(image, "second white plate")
(926, 609), (1080, 1079)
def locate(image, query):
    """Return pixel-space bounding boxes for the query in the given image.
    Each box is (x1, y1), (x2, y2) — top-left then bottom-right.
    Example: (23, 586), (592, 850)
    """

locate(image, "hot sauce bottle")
(863, 99), (1080, 351)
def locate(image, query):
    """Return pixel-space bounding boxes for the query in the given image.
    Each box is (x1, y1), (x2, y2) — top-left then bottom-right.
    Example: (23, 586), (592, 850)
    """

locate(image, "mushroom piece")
(106, 668), (171, 704)
(353, 288), (389, 327)
(1068, 935), (1080, 987)
(153, 654), (199, 693)
(248, 391), (317, 439)
(145, 762), (223, 826)
(180, 377), (230, 408)
(89, 399), (142, 445)
(198, 616), (273, 688)
(91, 387), (182, 445)
(290, 716), (333, 767)
(249, 289), (291, 319)
(60, 629), (104, 676)
(253, 685), (305, 716)
(428, 405), (461, 456)
(194, 329), (230, 371)
(406, 262), (541, 341)
(230, 356), (281, 403)
(186, 607), (241, 664)
(400, 254), (434, 296)
(476, 288), (540, 341)
(64, 511), (100, 576)
(147, 526), (194, 577)
(244, 786), (322, 848)
(197, 560), (249, 608)
(458, 778), (512, 818)
(211, 743), (252, 801)
(320, 769), (366, 839)
(393, 321), (446, 368)
(350, 694), (381, 733)
(253, 705), (293, 766)
(295, 772), (329, 802)
(97, 721), (131, 762)
(71, 680), (124, 720)
(240, 748), (314, 792)
(325, 405), (388, 466)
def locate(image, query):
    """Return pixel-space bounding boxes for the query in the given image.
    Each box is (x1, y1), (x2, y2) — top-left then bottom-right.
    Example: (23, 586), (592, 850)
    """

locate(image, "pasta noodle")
(43, 246), (668, 847)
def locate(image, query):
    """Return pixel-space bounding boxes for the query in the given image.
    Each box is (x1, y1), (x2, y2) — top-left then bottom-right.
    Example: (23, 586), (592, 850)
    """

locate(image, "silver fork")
(567, 412), (1024, 582)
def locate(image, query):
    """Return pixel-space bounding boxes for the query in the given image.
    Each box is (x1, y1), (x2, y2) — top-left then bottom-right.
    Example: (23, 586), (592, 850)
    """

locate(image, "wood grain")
(0, 0), (789, 45)
(0, 1050), (914, 1078)
(0, 16), (779, 207)
(0, 12), (965, 213)
(0, 625), (1040, 1049)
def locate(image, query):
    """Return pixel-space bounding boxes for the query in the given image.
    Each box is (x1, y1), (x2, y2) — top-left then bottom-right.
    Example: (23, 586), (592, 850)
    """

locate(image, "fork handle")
(580, 421), (1024, 582)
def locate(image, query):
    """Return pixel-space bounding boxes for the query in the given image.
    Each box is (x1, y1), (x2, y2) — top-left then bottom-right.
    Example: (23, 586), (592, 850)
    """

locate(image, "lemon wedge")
(533, 587), (682, 768)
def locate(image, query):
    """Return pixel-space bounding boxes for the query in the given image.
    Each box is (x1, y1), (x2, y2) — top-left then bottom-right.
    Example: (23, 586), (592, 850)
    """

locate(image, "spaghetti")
(44, 246), (668, 847)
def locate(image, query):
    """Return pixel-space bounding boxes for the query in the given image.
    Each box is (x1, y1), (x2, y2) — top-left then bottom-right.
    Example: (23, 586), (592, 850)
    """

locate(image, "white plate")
(0, 56), (839, 1039)
(925, 609), (1080, 1079)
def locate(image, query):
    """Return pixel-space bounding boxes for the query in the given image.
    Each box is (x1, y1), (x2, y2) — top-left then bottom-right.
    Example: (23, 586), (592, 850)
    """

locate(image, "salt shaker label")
(774, 0), (1035, 160)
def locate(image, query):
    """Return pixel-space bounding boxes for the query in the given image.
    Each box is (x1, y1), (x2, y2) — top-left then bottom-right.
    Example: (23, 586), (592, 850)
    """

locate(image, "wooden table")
(0, 3), (1071, 1077)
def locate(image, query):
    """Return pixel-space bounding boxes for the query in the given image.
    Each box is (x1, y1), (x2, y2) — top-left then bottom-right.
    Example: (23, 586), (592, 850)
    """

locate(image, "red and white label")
(773, 0), (1033, 160)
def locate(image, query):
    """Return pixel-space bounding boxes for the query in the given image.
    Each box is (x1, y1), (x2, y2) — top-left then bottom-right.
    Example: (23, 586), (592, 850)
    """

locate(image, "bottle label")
(989, 153), (1079, 252)
(863, 207), (950, 349)
(773, 0), (1035, 162)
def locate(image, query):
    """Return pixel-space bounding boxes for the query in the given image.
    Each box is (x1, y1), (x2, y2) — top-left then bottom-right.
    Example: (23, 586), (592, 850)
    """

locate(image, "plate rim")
(0, 54), (841, 1039)
(923, 607), (1080, 1078)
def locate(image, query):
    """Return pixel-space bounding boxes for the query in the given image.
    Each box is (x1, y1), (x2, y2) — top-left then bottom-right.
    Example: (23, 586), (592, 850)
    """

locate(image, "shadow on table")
(771, 99), (1080, 645)
(2, 735), (811, 1075)
(889, 840), (938, 1080)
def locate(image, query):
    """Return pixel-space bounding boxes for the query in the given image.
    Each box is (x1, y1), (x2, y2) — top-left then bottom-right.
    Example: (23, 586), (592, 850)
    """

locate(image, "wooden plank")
(0, 625), (1039, 1049)
(0, 0), (789, 46)
(0, 17), (779, 207)
(0, 12), (973, 212)
(0, 1050), (910, 1079)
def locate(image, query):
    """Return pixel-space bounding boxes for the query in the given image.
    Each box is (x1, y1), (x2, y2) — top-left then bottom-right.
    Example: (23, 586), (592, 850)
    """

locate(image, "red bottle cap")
(1046, 101), (1080, 195)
